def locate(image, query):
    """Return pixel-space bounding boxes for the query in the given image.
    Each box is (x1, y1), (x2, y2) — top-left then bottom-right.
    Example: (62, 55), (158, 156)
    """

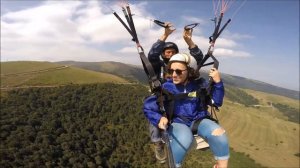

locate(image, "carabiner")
(153, 20), (169, 28)
(184, 23), (199, 30)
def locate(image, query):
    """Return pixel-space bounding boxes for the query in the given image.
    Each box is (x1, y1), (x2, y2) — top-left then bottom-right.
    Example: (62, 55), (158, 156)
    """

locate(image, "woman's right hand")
(158, 116), (169, 130)
(183, 29), (195, 48)
(164, 22), (176, 36)
(160, 22), (176, 41)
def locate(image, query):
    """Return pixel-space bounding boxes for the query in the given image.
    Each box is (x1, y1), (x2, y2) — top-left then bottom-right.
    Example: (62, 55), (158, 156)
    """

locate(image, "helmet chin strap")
(182, 69), (190, 86)
(162, 57), (170, 64)
(179, 65), (190, 86)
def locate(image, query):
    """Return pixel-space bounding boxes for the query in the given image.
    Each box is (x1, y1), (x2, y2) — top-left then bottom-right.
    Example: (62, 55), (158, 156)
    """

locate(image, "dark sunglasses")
(167, 69), (187, 75)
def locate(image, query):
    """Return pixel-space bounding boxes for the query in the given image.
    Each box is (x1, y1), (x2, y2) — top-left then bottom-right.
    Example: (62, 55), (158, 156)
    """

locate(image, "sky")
(1, 0), (299, 91)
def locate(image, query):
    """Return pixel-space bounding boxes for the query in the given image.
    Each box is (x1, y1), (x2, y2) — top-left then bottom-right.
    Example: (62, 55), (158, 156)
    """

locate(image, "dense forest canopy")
(225, 86), (259, 106)
(0, 83), (263, 167)
(1, 84), (156, 167)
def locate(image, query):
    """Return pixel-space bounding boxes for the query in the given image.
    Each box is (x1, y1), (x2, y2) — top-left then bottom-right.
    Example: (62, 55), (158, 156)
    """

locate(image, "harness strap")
(113, 4), (162, 93)
(113, 12), (134, 39)
(191, 115), (219, 135)
(138, 51), (161, 91)
(191, 119), (202, 135)
(156, 77), (220, 126)
(156, 88), (174, 121)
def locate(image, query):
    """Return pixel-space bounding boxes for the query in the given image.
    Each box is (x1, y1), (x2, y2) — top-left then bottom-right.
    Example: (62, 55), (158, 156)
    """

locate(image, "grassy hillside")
(218, 99), (299, 168)
(1, 61), (60, 74)
(222, 74), (299, 100)
(56, 61), (300, 100)
(57, 61), (148, 83)
(1, 61), (128, 88)
(243, 89), (299, 109)
(243, 89), (300, 123)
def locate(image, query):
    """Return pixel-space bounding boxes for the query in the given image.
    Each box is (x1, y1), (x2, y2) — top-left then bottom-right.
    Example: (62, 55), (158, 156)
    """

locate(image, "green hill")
(57, 61), (148, 83)
(1, 61), (61, 74)
(56, 61), (300, 100)
(1, 61), (128, 88)
(2, 61), (299, 100)
(221, 73), (299, 100)
(243, 89), (299, 123)
(1, 61), (299, 167)
(219, 96), (299, 167)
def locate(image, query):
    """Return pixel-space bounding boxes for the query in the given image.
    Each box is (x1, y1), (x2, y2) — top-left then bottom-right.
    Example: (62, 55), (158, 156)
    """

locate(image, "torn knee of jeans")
(211, 128), (225, 136)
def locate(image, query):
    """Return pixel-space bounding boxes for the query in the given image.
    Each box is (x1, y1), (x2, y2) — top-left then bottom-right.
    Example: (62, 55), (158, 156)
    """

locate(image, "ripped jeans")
(169, 119), (230, 167)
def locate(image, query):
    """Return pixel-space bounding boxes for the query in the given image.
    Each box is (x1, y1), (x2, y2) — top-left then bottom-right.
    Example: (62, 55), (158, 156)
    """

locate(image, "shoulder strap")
(113, 4), (161, 93)
(139, 51), (161, 92)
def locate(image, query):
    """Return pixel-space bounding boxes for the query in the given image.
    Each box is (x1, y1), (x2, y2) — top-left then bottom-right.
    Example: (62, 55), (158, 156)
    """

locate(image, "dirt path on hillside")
(1, 65), (69, 77)
(0, 82), (141, 91)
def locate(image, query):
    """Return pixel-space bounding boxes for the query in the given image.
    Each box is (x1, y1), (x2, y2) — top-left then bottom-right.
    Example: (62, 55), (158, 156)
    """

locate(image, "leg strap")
(191, 119), (202, 135)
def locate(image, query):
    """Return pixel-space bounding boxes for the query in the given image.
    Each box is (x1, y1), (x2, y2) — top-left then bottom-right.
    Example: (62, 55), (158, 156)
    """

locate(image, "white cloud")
(229, 33), (254, 40)
(75, 1), (133, 43)
(2, 42), (117, 62)
(1, 1), (82, 41)
(180, 15), (207, 26)
(1, 0), (252, 62)
(118, 46), (137, 53)
(214, 37), (237, 48)
(1, 1), (128, 62)
(214, 48), (251, 57)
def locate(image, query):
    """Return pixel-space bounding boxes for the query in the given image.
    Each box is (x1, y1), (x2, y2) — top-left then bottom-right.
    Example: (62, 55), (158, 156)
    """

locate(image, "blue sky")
(1, 0), (299, 91)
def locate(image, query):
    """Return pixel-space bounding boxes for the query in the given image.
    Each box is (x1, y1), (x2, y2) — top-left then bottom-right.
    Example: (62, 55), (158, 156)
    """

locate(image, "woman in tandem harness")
(147, 21), (204, 164)
(143, 53), (229, 168)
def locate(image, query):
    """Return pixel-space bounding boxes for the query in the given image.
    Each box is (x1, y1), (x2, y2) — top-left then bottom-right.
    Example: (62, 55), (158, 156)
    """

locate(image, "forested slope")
(0, 84), (263, 167)
(1, 84), (153, 167)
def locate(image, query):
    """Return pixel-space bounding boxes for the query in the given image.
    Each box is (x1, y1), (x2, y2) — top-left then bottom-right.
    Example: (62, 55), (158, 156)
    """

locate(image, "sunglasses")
(167, 69), (187, 75)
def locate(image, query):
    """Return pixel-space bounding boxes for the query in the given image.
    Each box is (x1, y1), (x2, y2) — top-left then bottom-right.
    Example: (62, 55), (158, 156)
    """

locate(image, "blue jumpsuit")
(143, 79), (229, 167)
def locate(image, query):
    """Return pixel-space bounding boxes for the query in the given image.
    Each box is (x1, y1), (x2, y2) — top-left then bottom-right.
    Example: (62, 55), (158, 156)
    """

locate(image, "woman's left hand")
(158, 117), (168, 130)
(209, 68), (221, 83)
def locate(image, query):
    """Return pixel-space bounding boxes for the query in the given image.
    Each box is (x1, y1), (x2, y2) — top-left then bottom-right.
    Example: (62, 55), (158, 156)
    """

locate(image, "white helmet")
(169, 53), (198, 70)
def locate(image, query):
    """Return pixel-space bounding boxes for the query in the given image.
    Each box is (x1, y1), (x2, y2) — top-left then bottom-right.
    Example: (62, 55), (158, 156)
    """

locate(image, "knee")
(170, 123), (193, 149)
(175, 131), (193, 145)
(210, 127), (228, 146)
(172, 128), (193, 146)
(212, 128), (226, 136)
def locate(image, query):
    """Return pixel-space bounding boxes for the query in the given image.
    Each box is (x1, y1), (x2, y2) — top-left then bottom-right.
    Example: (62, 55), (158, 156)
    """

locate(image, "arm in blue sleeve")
(211, 81), (225, 107)
(148, 40), (165, 77)
(143, 95), (163, 126)
(189, 45), (204, 65)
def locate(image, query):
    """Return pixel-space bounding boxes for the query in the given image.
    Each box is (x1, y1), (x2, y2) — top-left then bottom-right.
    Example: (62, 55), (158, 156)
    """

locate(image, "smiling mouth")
(173, 78), (179, 82)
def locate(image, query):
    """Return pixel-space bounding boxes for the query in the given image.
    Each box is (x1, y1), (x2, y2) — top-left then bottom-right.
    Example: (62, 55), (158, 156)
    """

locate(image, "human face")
(163, 48), (177, 59)
(169, 62), (188, 85)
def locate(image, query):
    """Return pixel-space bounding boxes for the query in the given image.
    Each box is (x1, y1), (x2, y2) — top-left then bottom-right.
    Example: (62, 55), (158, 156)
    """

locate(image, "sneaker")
(154, 141), (166, 163)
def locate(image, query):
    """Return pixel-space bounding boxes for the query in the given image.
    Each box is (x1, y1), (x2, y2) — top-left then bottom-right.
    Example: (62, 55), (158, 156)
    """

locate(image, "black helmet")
(163, 42), (179, 53)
